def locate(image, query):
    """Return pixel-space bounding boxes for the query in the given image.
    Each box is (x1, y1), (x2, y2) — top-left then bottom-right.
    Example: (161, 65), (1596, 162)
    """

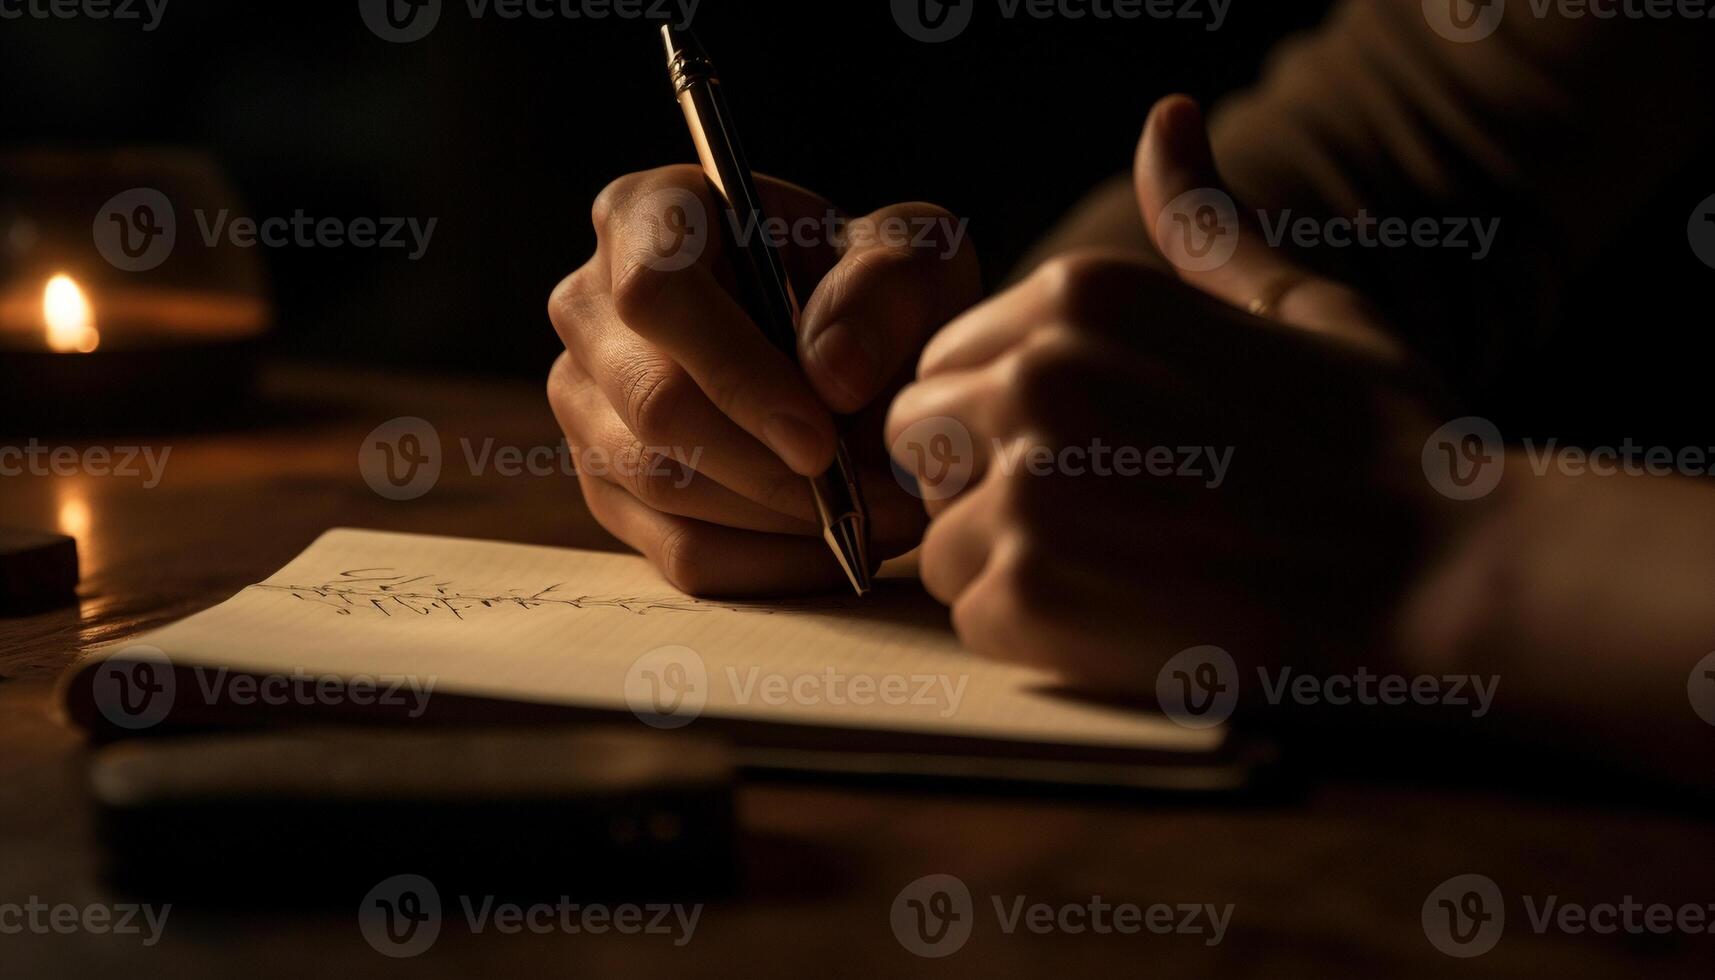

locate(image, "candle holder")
(0, 149), (271, 434)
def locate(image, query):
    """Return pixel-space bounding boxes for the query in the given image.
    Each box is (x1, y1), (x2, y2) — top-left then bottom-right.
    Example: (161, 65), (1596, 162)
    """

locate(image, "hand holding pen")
(545, 28), (981, 597)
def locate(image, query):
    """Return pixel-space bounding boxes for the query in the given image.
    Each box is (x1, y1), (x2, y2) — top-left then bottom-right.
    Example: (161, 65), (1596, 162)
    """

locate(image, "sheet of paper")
(111, 529), (1219, 753)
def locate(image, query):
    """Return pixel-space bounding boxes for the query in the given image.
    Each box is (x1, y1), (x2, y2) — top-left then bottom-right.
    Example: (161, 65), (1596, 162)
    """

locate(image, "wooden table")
(3, 364), (1712, 979)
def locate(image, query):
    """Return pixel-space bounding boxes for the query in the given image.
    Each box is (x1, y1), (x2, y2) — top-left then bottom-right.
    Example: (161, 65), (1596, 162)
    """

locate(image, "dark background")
(0, 1), (1331, 371)
(2, 0), (1711, 446)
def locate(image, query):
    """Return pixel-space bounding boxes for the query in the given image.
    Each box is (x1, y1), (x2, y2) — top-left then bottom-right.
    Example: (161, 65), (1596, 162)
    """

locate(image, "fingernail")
(763, 413), (831, 476)
(808, 321), (880, 410)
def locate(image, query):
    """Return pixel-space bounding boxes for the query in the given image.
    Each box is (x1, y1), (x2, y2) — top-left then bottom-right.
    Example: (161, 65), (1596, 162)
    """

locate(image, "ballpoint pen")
(659, 25), (872, 596)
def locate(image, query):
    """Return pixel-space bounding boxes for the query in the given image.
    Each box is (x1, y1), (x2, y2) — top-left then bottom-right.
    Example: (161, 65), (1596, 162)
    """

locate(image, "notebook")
(60, 529), (1262, 791)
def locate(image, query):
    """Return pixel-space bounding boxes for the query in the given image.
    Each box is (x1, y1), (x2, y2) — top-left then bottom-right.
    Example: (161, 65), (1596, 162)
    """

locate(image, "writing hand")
(548, 166), (980, 595)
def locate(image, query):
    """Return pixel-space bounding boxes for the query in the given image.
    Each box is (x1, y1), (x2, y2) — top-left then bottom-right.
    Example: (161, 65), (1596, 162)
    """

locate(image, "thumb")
(1135, 95), (1395, 352)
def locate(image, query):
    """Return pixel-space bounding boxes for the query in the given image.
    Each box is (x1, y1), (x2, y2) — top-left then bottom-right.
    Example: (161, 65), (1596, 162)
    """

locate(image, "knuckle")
(657, 523), (715, 596)
(591, 174), (641, 232)
(545, 353), (595, 441)
(994, 467), (1056, 529)
(997, 329), (1087, 417)
(622, 443), (684, 509)
(609, 254), (671, 326)
(1033, 252), (1130, 320)
(594, 165), (707, 235)
(620, 362), (688, 445)
(917, 520), (962, 604)
(988, 539), (1060, 626)
(546, 265), (599, 335)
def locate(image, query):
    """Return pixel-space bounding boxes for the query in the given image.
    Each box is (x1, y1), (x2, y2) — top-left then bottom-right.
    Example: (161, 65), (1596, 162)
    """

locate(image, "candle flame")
(43, 274), (100, 353)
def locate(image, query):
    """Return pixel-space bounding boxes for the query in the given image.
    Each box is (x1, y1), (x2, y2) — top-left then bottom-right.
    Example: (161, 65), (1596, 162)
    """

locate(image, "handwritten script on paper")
(251, 568), (737, 619)
(91, 528), (1221, 753)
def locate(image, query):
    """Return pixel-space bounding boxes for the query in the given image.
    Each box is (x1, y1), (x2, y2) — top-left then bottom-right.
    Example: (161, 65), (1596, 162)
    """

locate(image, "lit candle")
(42, 274), (100, 354)
(0, 273), (266, 352)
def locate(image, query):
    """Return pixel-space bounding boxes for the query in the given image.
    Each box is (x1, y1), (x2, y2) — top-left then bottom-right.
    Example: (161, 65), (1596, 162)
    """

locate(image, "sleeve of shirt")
(1209, 0), (1711, 389)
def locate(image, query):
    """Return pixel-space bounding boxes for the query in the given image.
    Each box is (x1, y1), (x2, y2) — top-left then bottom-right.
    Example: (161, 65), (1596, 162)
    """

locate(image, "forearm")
(1397, 460), (1715, 791)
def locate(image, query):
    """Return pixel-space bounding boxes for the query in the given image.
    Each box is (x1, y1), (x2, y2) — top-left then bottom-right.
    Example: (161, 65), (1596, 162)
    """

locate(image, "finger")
(596, 167), (845, 477)
(570, 309), (821, 523)
(915, 273), (1048, 380)
(606, 256), (836, 478)
(951, 555), (1244, 694)
(592, 166), (844, 293)
(1134, 95), (1396, 353)
(548, 354), (819, 536)
(799, 203), (980, 413)
(885, 367), (1004, 506)
(580, 474), (852, 597)
(917, 474), (1004, 605)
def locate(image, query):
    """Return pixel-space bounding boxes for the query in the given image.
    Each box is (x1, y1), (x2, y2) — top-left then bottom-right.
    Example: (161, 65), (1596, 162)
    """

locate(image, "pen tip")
(825, 517), (872, 597)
